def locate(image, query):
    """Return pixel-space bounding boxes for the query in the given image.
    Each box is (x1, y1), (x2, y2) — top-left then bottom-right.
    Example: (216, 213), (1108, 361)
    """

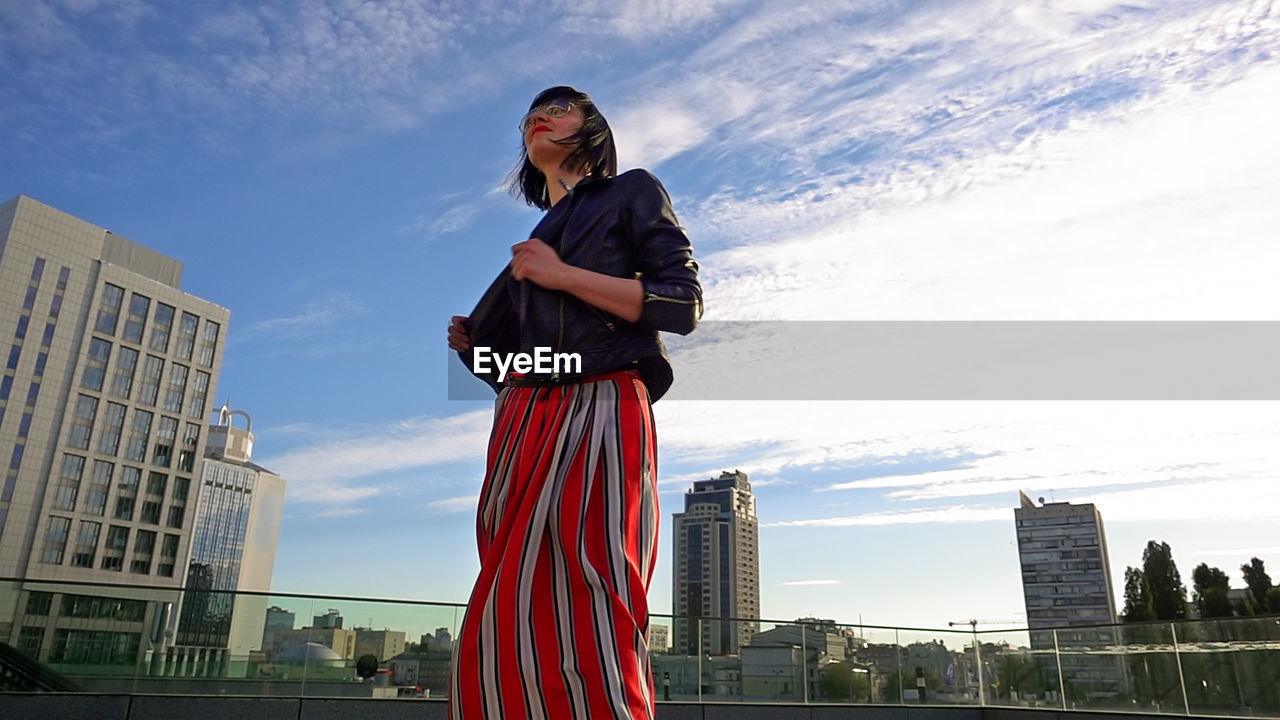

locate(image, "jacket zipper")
(588, 306), (616, 332)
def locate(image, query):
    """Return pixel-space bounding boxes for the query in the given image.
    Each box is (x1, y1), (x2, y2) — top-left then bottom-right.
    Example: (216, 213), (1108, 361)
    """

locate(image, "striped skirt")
(448, 369), (659, 720)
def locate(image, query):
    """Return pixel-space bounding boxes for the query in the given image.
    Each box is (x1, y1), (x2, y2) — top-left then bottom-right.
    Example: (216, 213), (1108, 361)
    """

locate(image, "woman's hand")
(511, 238), (571, 290)
(448, 315), (471, 352)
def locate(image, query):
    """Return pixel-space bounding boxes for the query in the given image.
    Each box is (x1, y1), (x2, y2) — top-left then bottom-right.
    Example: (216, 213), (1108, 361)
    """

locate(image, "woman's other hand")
(511, 238), (570, 290)
(448, 315), (471, 352)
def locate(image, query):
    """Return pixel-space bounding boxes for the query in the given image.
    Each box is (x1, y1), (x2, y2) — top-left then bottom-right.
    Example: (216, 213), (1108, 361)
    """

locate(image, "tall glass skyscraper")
(172, 407), (284, 676)
(672, 470), (760, 656)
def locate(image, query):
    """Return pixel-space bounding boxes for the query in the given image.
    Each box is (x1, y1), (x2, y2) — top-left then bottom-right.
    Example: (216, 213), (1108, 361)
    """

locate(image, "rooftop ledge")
(0, 696), (1236, 720)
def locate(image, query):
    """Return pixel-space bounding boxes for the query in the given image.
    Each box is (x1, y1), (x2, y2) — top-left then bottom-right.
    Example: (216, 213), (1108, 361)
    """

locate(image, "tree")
(878, 664), (940, 702)
(1241, 557), (1272, 611)
(1142, 541), (1188, 621)
(1122, 566), (1155, 622)
(1192, 563), (1234, 618)
(1267, 586), (1280, 614)
(994, 655), (1048, 700)
(356, 653), (379, 680)
(820, 661), (871, 702)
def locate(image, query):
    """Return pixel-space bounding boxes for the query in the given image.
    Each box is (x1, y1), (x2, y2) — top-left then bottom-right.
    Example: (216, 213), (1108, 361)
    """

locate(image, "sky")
(3, 0), (1279, 636)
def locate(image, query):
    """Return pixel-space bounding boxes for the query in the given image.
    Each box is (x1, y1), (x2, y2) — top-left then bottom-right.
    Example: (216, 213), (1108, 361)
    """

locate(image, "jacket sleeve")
(622, 170), (703, 335)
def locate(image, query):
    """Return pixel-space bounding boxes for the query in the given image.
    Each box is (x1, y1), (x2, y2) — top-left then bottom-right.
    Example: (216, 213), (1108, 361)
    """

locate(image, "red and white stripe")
(449, 370), (658, 720)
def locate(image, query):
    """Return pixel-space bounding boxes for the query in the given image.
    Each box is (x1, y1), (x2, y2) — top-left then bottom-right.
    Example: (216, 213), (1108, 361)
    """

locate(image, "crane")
(947, 619), (1021, 705)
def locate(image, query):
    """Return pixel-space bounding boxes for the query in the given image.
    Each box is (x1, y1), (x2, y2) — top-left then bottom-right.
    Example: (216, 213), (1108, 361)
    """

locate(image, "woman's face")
(522, 99), (585, 167)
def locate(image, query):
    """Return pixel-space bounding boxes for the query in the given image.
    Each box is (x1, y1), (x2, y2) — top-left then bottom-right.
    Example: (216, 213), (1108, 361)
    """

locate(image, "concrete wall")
(0, 696), (1210, 720)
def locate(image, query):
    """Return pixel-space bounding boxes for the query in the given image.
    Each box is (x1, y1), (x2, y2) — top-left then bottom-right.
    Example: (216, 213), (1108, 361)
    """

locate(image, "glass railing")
(2, 576), (1278, 717)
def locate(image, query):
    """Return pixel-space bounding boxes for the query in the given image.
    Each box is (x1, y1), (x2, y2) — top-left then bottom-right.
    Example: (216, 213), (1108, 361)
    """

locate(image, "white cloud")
(258, 410), (491, 503)
(1191, 546), (1280, 557)
(426, 495), (479, 514)
(241, 292), (369, 339)
(781, 579), (842, 586)
(764, 476), (1280, 529)
(768, 504), (1011, 528)
(314, 507), (367, 518)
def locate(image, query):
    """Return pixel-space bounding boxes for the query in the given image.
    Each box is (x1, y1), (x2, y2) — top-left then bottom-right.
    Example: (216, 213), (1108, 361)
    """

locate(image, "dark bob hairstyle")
(511, 86), (618, 210)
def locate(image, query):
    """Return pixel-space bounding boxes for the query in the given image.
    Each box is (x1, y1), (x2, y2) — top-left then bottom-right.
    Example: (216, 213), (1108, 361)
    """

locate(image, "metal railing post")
(801, 624), (809, 704)
(1171, 623), (1190, 715)
(1053, 629), (1066, 709)
(895, 628), (903, 705)
(697, 618), (703, 703)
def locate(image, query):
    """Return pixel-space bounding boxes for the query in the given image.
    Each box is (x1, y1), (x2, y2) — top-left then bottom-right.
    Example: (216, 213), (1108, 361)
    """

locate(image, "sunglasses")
(519, 99), (578, 133)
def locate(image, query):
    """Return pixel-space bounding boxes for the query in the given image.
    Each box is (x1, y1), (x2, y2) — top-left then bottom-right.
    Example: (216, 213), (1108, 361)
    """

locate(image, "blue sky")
(3, 0), (1280, 632)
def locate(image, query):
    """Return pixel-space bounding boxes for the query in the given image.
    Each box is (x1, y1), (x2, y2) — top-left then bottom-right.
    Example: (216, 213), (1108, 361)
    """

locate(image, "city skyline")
(2, 0), (1279, 632)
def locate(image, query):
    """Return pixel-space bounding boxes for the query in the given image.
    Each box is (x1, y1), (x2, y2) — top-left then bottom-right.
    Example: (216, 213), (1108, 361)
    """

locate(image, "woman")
(446, 86), (702, 719)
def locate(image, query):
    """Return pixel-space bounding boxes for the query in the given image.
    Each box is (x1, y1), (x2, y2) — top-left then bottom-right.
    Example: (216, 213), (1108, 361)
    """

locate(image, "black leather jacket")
(460, 169), (702, 401)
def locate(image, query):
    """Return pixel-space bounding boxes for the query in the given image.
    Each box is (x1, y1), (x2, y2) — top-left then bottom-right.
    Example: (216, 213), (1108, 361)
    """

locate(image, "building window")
(25, 381), (39, 407)
(113, 466), (140, 521)
(34, 351), (47, 376)
(95, 284), (125, 335)
(101, 525), (128, 572)
(166, 505), (185, 529)
(109, 346), (138, 400)
(149, 303), (175, 353)
(98, 402), (127, 456)
(175, 312), (198, 361)
(131, 529), (156, 574)
(6, 344), (20, 370)
(15, 314), (29, 339)
(70, 521), (102, 568)
(84, 460), (113, 516)
(172, 475), (190, 502)
(67, 394), (98, 450)
(162, 364), (187, 413)
(198, 320), (220, 368)
(124, 410), (152, 463)
(145, 471), (167, 496)
(187, 370), (210, 419)
(123, 293), (150, 344)
(81, 338), (111, 391)
(137, 355), (163, 407)
(52, 454), (86, 511)
(153, 416), (178, 467)
(1, 374), (11, 400)
(41, 321), (55, 347)
(17, 627), (44, 658)
(158, 534), (179, 577)
(49, 629), (141, 666)
(57, 266), (70, 290)
(178, 424), (199, 472)
(25, 591), (53, 615)
(2, 445), (24, 502)
(40, 516), (72, 564)
(140, 501), (161, 525)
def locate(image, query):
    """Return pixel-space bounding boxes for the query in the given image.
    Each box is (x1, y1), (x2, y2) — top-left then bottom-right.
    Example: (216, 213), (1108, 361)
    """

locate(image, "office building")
(0, 196), (229, 671)
(172, 406), (285, 676)
(354, 628), (406, 661)
(647, 623), (669, 653)
(1014, 490), (1121, 697)
(262, 605), (295, 652)
(671, 470), (759, 656)
(313, 609), (343, 629)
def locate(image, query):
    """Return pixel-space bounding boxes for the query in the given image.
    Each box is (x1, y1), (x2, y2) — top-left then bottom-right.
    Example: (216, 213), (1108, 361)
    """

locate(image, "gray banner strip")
(448, 321), (1280, 400)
